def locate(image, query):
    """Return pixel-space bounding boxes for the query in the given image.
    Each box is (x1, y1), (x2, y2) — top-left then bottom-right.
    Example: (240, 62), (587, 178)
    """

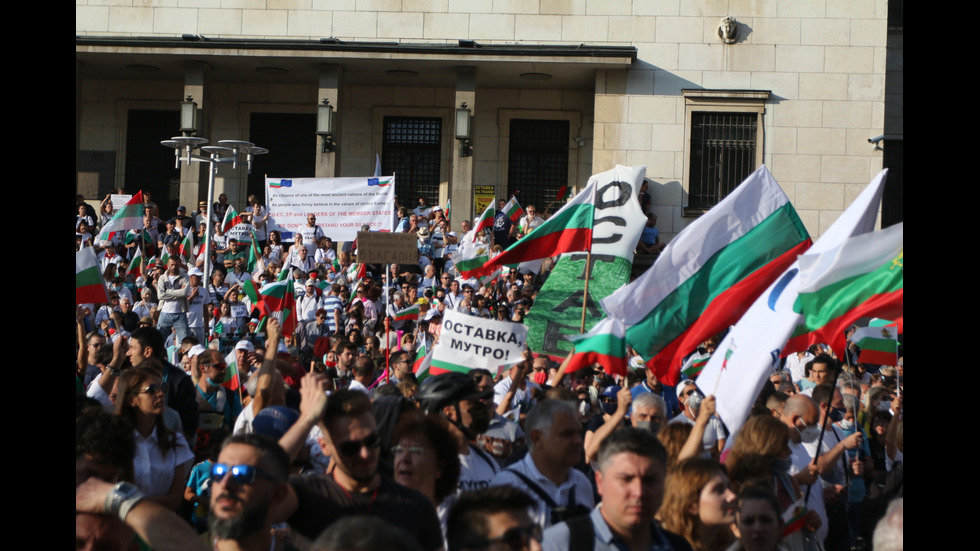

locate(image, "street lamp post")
(160, 137), (268, 279)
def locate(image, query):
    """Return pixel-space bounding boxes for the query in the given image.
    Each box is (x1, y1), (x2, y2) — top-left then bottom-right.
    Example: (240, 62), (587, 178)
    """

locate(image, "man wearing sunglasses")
(447, 486), (542, 551)
(207, 433), (293, 551)
(273, 389), (443, 551)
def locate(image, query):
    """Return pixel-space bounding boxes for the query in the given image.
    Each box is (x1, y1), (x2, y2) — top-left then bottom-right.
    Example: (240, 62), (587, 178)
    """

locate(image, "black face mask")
(466, 402), (492, 435)
(830, 407), (846, 423)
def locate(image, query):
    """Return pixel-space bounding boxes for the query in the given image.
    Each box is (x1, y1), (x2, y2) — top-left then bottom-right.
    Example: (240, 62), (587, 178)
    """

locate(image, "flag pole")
(385, 262), (391, 384)
(579, 183), (598, 333)
(804, 365), (844, 504)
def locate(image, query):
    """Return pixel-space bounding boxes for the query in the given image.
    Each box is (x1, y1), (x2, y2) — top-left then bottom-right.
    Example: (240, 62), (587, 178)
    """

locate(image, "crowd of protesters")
(76, 191), (903, 551)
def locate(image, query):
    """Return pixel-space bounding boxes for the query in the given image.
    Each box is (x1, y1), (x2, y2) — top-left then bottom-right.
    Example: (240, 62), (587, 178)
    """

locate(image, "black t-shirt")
(288, 473), (443, 551)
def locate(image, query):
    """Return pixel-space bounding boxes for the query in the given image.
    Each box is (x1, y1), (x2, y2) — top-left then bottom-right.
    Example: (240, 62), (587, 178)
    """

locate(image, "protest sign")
(355, 231), (419, 265)
(524, 165), (647, 360)
(474, 185), (495, 218)
(431, 309), (528, 373)
(265, 176), (396, 242)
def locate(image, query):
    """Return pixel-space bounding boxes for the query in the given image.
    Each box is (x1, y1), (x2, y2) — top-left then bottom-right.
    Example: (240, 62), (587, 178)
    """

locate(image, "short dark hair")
(130, 326), (165, 360)
(805, 353), (838, 377)
(337, 341), (358, 355)
(353, 356), (375, 378)
(596, 427), (667, 473)
(447, 487), (536, 551)
(76, 409), (134, 472)
(811, 383), (836, 408)
(311, 516), (422, 551)
(221, 433), (290, 482)
(321, 390), (373, 431)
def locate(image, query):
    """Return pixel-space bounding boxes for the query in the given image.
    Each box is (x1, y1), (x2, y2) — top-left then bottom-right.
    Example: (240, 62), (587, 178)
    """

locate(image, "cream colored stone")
(268, 0), (312, 9)
(629, 96), (678, 125)
(77, 6), (109, 32)
(825, 46), (873, 73)
(775, 45), (824, 72)
(221, 0), (266, 8)
(843, 128), (877, 157)
(799, 73), (847, 100)
(241, 9), (288, 36)
(642, 171), (683, 205)
(745, 17), (801, 45)
(801, 18), (849, 46)
(592, 122), (605, 149)
(378, 12), (424, 39)
(468, 14), (515, 40)
(702, 71), (752, 89)
(822, 100), (871, 128)
(448, 0), (492, 14)
(518, 89), (562, 110)
(287, 10), (333, 38)
(729, 0), (779, 17)
(795, 209), (820, 236)
(776, 0), (826, 18)
(423, 13), (469, 39)
(607, 16), (657, 39)
(728, 45), (776, 72)
(749, 71), (798, 99)
(650, 123), (683, 152)
(403, 0), (449, 12)
(820, 155), (871, 183)
(826, 0), (877, 19)
(493, 0), (539, 14)
(604, 123), (651, 151)
(586, 0), (630, 16)
(313, 0), (356, 9)
(330, 11), (378, 38)
(769, 126), (797, 154)
(848, 74), (884, 101)
(541, 0), (585, 15)
(179, 0), (220, 8)
(770, 153), (821, 182)
(796, 181), (843, 210)
(626, 70), (654, 94)
(797, 127), (846, 156)
(595, 95), (628, 123)
(107, 7), (154, 34)
(632, 0), (679, 16)
(656, 16), (703, 43)
(561, 15), (609, 41)
(514, 15), (562, 41)
(850, 17), (887, 47)
(653, 70), (702, 95)
(356, 0), (402, 11)
(679, 44), (725, 71)
(679, 0), (727, 16)
(199, 9), (243, 35)
(593, 149), (625, 173)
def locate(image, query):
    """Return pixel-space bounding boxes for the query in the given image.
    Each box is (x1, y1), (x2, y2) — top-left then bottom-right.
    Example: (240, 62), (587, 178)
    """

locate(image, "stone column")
(451, 67), (476, 231)
(179, 61), (207, 210)
(316, 64), (343, 178)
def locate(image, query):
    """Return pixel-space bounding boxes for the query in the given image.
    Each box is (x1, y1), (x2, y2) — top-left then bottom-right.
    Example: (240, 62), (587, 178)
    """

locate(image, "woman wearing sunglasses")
(115, 367), (194, 511)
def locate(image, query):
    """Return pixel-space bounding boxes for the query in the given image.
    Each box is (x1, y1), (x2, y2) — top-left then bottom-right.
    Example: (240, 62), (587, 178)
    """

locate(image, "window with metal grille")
(507, 119), (569, 213)
(688, 112), (757, 210)
(381, 117), (442, 208)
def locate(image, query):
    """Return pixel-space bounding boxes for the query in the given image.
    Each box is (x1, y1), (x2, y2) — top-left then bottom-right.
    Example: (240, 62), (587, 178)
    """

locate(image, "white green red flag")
(565, 317), (628, 377)
(483, 181), (596, 271)
(125, 247), (143, 277)
(76, 246), (109, 304)
(412, 341), (440, 381)
(502, 196), (524, 223)
(601, 166), (811, 386)
(454, 235), (492, 279)
(786, 222), (904, 358)
(394, 303), (420, 322)
(680, 351), (711, 379)
(221, 360), (240, 391)
(695, 169), (888, 438)
(179, 232), (196, 266)
(444, 199), (451, 221)
(473, 202), (495, 237)
(243, 279), (298, 336)
(98, 191), (145, 241)
(145, 256), (160, 272)
(851, 322), (899, 365)
(222, 205), (244, 233)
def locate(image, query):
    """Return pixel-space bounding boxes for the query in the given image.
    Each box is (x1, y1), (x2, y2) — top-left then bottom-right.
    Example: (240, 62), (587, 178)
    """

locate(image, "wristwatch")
(103, 481), (146, 521)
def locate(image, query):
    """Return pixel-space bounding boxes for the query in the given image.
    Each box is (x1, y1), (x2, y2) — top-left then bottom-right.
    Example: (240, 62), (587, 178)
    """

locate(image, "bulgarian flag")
(331, 257), (342, 273)
(243, 279), (298, 336)
(565, 317), (628, 377)
(444, 199), (451, 221)
(601, 166), (811, 386)
(394, 303), (420, 322)
(346, 263), (366, 283)
(179, 231), (196, 266)
(454, 236), (492, 279)
(125, 247), (143, 277)
(222, 205), (244, 233)
(412, 342), (441, 382)
(247, 230), (261, 273)
(502, 196), (524, 223)
(76, 246), (109, 304)
(221, 360), (241, 391)
(473, 202), (495, 237)
(98, 191), (145, 241)
(852, 321), (899, 365)
(483, 180), (597, 271)
(145, 256), (160, 273)
(786, 223), (904, 358)
(680, 351), (711, 379)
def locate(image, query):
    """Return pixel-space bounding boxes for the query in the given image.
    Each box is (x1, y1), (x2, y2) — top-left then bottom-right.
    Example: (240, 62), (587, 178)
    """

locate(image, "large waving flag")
(483, 180), (596, 271)
(565, 317), (628, 377)
(76, 247), (109, 304)
(696, 170), (889, 438)
(98, 191), (144, 241)
(393, 303), (420, 323)
(222, 205), (244, 233)
(601, 166), (811, 386)
(473, 202), (495, 237)
(785, 223), (904, 358)
(454, 232), (492, 278)
(851, 320), (900, 366)
(125, 246), (143, 277)
(243, 279), (298, 336)
(502, 196), (524, 223)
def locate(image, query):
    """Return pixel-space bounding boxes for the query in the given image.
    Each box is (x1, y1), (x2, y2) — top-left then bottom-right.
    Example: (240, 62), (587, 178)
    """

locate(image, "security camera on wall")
(868, 134), (885, 151)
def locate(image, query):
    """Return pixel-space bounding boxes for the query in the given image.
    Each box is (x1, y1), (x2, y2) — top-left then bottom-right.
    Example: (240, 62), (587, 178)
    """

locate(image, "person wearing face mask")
(670, 381), (728, 459)
(779, 395), (832, 546)
(584, 385), (632, 465)
(834, 394), (874, 548)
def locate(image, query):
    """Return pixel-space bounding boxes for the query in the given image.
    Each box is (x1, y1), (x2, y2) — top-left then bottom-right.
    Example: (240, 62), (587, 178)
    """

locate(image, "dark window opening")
(507, 119), (569, 212)
(248, 113), (316, 203)
(688, 112), (757, 210)
(125, 109), (180, 216)
(381, 117), (442, 208)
